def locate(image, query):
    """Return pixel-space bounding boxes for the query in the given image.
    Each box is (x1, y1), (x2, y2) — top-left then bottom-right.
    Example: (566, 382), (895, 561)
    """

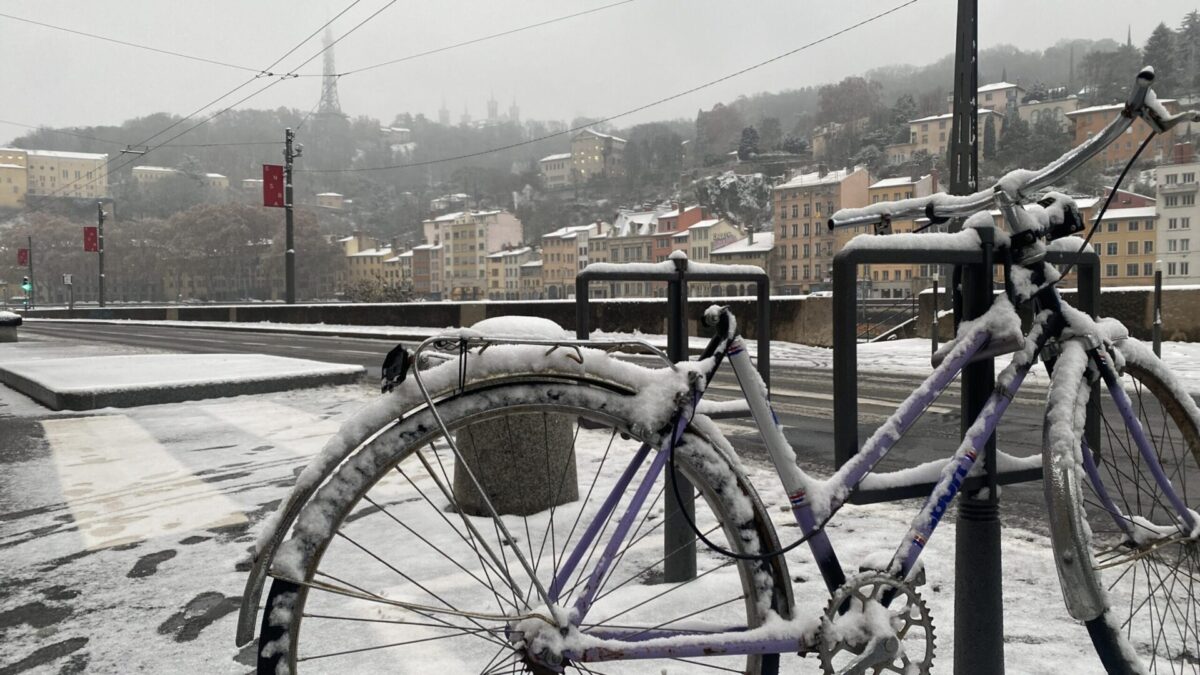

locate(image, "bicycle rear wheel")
(1045, 339), (1200, 674)
(257, 378), (792, 674)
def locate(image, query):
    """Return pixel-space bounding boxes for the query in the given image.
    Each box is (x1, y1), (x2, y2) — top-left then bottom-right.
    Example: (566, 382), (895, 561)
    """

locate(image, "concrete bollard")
(452, 316), (579, 517)
(0, 311), (22, 343)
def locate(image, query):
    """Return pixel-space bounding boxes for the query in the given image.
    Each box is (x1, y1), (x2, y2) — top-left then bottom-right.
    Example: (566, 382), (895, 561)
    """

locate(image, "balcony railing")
(1160, 181), (1199, 194)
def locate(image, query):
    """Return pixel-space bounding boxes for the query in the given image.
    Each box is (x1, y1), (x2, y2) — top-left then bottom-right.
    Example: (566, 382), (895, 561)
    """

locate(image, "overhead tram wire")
(334, 0), (636, 77)
(37, 0), (374, 200)
(298, 0), (921, 175)
(0, 11), (288, 75)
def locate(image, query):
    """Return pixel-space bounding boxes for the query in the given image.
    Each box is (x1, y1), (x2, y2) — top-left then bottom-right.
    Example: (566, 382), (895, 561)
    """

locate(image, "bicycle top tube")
(828, 67), (1200, 231)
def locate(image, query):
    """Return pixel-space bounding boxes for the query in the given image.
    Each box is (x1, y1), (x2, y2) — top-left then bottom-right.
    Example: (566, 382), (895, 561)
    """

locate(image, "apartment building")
(904, 109), (1005, 161)
(485, 246), (537, 300)
(708, 231), (776, 295)
(0, 151), (28, 208)
(541, 224), (602, 299)
(1090, 206), (1158, 286)
(1018, 96), (1080, 131)
(316, 192), (345, 209)
(0, 148), (108, 201)
(538, 153), (572, 189)
(833, 174), (937, 298)
(1066, 99), (1181, 168)
(520, 260), (544, 299)
(772, 165), (870, 294)
(686, 219), (741, 264)
(571, 128), (626, 183)
(422, 209), (524, 300)
(132, 166), (177, 185)
(976, 82), (1025, 113)
(1157, 161), (1200, 283)
(410, 244), (443, 299)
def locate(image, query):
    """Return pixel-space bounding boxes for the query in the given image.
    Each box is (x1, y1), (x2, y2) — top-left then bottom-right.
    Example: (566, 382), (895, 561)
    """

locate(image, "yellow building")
(1090, 206), (1158, 287)
(132, 166), (178, 185)
(0, 150), (28, 208)
(686, 218), (742, 264)
(773, 165), (871, 294)
(835, 175), (936, 299)
(520, 259), (544, 299)
(906, 110), (1004, 161)
(571, 129), (626, 183)
(541, 224), (600, 300)
(22, 149), (108, 199)
(201, 173), (229, 190)
(485, 246), (536, 300)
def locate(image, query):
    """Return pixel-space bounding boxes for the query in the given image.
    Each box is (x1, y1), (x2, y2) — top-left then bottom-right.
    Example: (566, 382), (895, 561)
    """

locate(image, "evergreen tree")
(737, 126), (760, 160)
(758, 117), (783, 152)
(1179, 11), (1200, 92)
(1142, 23), (1178, 95)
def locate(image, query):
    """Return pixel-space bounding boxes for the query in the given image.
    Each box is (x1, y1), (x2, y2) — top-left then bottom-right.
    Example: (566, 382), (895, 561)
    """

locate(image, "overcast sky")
(1, 0), (1196, 144)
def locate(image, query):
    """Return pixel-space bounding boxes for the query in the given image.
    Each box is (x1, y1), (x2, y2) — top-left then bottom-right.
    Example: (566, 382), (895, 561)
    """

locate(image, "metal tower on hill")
(318, 27), (343, 117)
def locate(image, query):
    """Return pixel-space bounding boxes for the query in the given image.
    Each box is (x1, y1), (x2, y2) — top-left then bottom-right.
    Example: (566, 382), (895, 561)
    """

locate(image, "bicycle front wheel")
(1044, 338), (1200, 674)
(257, 378), (792, 674)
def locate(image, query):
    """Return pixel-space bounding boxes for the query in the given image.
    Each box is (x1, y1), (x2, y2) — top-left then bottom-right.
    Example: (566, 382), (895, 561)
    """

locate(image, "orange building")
(1066, 100), (1182, 169)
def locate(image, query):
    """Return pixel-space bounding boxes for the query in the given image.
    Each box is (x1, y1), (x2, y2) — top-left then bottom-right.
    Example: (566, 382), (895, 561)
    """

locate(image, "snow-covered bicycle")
(237, 68), (1200, 674)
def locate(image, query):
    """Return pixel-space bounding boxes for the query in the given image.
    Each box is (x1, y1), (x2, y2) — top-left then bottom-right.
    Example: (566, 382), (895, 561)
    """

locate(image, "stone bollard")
(0, 311), (22, 343)
(451, 316), (579, 517)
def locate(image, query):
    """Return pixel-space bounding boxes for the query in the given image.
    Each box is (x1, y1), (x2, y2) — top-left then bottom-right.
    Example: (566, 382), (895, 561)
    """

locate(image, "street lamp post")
(1153, 259), (1163, 356)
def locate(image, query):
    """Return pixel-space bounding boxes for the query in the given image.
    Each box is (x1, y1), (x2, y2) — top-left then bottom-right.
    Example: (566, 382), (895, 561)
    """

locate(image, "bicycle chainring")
(817, 572), (935, 674)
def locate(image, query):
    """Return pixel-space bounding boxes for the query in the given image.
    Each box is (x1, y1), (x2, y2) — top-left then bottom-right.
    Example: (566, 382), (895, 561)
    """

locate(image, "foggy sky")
(1, 0), (1196, 144)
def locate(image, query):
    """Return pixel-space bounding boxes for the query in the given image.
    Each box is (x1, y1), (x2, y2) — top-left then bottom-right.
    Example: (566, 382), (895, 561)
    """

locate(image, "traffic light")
(20, 277), (31, 293)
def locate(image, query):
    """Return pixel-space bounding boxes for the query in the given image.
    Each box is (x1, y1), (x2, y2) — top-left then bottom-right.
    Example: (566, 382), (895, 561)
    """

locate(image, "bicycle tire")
(1044, 337), (1199, 674)
(257, 378), (792, 674)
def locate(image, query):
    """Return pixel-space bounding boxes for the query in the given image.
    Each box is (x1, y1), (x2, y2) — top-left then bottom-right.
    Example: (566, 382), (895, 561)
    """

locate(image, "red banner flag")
(263, 164), (285, 208)
(16, 248), (28, 266)
(83, 226), (99, 252)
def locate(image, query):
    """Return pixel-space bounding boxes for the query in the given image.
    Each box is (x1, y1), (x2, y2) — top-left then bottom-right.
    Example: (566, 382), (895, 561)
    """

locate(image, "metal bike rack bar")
(831, 233), (1100, 503)
(575, 256), (771, 584)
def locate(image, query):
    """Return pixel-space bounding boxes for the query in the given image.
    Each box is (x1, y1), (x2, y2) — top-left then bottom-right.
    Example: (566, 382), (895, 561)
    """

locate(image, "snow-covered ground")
(6, 323), (1200, 672)
(0, 377), (1110, 673)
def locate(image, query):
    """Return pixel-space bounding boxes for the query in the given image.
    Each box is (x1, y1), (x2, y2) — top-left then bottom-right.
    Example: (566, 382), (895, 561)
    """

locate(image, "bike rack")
(575, 255), (771, 585)
(831, 225), (1101, 503)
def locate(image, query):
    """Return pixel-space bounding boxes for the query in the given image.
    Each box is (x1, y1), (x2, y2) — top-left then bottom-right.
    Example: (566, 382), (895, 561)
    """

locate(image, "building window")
(1184, 262), (1191, 275)
(1129, 220), (1139, 231)
(1166, 196), (1179, 207)
(1127, 263), (1139, 276)
(1144, 262), (1154, 276)
(1107, 222), (1118, 232)
(791, 205), (798, 217)
(1106, 264), (1118, 277)
(1128, 241), (1138, 255)
(1144, 241), (1153, 254)
(1184, 172), (1196, 183)
(1184, 194), (1196, 206)
(1183, 239), (1191, 252)
(1169, 262), (1178, 275)
(1166, 173), (1179, 184)
(803, 223), (810, 236)
(1146, 219), (1154, 230)
(803, 244), (810, 257)
(803, 204), (811, 217)
(1106, 243), (1118, 255)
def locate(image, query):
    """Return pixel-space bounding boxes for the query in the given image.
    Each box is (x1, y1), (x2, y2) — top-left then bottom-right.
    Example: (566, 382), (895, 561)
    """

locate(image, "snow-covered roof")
(672, 231), (689, 239)
(688, 218), (721, 230)
(575, 128), (627, 144)
(978, 81), (1022, 93)
(521, 260), (544, 268)
(433, 211), (465, 222)
(775, 166), (860, 190)
(383, 256), (403, 263)
(1096, 206), (1158, 220)
(487, 246), (533, 259)
(349, 247), (393, 257)
(542, 224), (595, 239)
(133, 165), (176, 173)
(336, 236), (355, 242)
(25, 148), (107, 160)
(204, 173), (226, 179)
(539, 153), (571, 162)
(317, 192), (343, 197)
(396, 250), (414, 258)
(412, 243), (441, 250)
(0, 163), (25, 170)
(242, 178), (263, 184)
(712, 232), (775, 255)
(659, 209), (680, 219)
(1068, 99), (1176, 117)
(870, 176), (921, 189)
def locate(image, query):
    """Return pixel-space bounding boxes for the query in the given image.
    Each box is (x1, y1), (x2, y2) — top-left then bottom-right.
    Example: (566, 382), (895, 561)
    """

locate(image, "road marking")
(197, 400), (340, 456)
(42, 415), (247, 550)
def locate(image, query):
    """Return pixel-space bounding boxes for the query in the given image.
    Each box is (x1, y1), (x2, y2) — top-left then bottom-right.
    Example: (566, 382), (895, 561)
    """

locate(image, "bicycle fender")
(1043, 358), (1106, 622)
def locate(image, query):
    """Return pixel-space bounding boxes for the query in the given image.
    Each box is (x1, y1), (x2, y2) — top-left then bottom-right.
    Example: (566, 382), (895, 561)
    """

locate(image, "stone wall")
(21, 285), (1200, 345)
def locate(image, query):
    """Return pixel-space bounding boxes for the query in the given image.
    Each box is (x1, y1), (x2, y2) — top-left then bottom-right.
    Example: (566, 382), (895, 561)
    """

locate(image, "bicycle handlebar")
(827, 67), (1200, 231)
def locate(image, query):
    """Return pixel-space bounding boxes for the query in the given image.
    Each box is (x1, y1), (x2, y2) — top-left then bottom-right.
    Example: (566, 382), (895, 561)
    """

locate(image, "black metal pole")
(26, 235), (33, 310)
(948, 0), (1003, 671)
(285, 128), (297, 304)
(664, 255), (696, 583)
(1153, 262), (1162, 356)
(931, 276), (939, 355)
(97, 202), (106, 308)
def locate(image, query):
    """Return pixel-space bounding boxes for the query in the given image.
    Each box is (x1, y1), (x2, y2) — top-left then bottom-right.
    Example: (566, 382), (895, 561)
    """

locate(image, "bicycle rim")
(257, 381), (790, 674)
(1069, 350), (1200, 673)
